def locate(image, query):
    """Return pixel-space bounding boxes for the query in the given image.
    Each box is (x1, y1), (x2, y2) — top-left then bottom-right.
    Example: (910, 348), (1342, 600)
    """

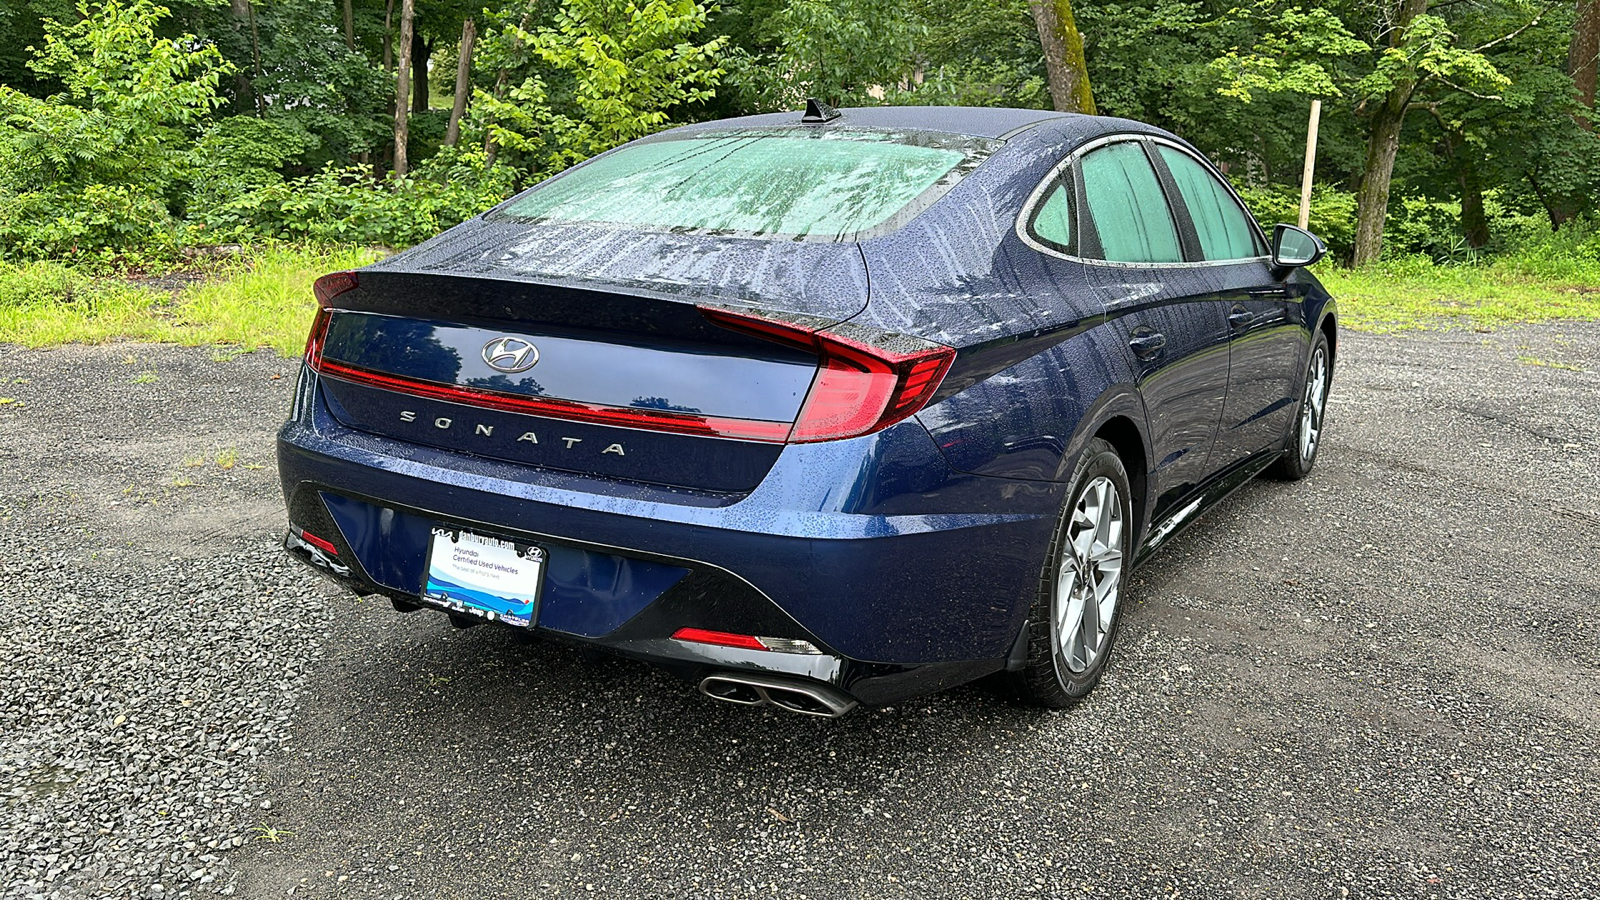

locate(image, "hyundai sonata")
(277, 103), (1335, 716)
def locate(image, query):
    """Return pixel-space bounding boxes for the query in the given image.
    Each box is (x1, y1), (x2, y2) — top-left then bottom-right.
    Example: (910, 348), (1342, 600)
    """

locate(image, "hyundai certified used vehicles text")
(277, 102), (1336, 716)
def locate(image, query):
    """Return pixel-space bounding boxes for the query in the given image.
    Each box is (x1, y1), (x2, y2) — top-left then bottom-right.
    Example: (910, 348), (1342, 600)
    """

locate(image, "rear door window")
(1026, 178), (1074, 252)
(1079, 142), (1183, 264)
(1156, 146), (1264, 261)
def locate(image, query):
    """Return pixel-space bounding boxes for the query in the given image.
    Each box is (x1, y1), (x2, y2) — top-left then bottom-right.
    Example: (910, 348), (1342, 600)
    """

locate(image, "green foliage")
(730, 0), (924, 110)
(475, 0), (725, 174)
(1234, 184), (1359, 260)
(0, 0), (228, 258)
(196, 147), (516, 247)
(187, 116), (320, 214)
(0, 244), (381, 352)
(1317, 224), (1600, 332)
(1356, 14), (1511, 102)
(1208, 4), (1369, 102)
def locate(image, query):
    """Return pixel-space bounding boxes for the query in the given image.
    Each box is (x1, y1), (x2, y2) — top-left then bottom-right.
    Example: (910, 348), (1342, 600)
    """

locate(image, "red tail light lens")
(305, 272), (359, 362)
(313, 271), (359, 306)
(698, 306), (954, 443)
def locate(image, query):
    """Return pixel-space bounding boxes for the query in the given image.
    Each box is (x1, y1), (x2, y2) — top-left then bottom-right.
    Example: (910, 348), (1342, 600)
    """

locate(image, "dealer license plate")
(420, 527), (545, 627)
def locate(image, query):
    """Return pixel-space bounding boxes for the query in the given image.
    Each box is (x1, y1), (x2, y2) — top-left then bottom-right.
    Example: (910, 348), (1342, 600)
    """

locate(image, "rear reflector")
(300, 529), (339, 555)
(671, 628), (822, 655)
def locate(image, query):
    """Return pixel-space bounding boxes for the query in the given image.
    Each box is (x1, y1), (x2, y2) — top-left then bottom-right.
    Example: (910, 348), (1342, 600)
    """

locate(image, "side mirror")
(1271, 224), (1326, 270)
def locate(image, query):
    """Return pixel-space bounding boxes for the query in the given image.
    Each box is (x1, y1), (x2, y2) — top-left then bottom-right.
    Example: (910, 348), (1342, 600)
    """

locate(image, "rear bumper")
(277, 377), (1063, 704)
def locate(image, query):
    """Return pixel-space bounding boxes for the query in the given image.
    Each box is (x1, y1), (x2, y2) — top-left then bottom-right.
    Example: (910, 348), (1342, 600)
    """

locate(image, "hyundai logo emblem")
(482, 336), (540, 373)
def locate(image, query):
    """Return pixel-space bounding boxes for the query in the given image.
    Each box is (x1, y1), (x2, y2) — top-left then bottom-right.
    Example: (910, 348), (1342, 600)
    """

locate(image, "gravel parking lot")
(2, 324), (1597, 900)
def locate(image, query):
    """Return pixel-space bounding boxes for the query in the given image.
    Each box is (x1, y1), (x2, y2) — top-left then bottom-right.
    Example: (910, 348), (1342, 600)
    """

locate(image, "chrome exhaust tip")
(698, 672), (858, 718)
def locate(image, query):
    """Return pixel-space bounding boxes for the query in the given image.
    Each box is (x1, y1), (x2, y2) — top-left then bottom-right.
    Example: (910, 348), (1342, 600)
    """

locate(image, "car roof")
(667, 106), (1085, 140)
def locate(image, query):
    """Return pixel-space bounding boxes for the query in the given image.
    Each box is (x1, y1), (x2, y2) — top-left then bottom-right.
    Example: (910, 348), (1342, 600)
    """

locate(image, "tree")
(393, 0), (413, 175)
(1571, 0), (1600, 125)
(445, 16), (476, 145)
(723, 0), (923, 110)
(1029, 0), (1094, 113)
(1348, 3), (1529, 264)
(473, 0), (725, 175)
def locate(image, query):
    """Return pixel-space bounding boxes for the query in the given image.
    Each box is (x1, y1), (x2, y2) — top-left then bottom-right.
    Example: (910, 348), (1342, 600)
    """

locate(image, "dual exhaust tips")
(699, 672), (858, 718)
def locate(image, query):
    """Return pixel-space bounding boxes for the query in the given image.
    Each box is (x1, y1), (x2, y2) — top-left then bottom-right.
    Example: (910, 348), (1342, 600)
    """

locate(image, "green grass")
(0, 245), (382, 355)
(1320, 259), (1600, 333)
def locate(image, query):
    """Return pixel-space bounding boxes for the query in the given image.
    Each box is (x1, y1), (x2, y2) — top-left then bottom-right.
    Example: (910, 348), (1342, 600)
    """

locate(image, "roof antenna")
(801, 98), (841, 124)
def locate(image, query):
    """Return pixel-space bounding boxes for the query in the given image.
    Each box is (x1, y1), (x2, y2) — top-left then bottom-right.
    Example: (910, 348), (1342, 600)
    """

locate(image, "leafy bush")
(0, 0), (228, 259)
(1233, 184), (1357, 261)
(187, 116), (321, 216)
(195, 147), (517, 247)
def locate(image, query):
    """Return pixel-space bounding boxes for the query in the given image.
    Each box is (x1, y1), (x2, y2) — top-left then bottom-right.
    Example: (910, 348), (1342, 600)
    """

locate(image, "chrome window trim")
(1016, 133), (1273, 269)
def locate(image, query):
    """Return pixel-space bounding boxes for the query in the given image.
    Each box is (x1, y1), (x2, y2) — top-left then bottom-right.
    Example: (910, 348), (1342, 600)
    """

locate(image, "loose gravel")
(1, 324), (1597, 899)
(0, 346), (337, 899)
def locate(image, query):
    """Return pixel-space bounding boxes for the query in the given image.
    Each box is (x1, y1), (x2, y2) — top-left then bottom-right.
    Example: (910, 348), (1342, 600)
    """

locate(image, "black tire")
(1267, 328), (1333, 481)
(1015, 437), (1133, 708)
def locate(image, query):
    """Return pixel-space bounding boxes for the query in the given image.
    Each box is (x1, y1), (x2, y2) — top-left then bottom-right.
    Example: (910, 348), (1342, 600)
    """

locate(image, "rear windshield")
(493, 128), (999, 241)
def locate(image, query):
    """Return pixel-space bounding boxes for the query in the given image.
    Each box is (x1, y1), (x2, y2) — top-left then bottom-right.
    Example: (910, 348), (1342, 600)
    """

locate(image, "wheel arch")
(1054, 386), (1153, 554)
(1318, 307), (1338, 370)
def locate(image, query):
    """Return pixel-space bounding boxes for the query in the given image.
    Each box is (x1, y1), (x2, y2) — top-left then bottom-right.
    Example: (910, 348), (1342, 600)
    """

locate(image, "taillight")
(698, 306), (954, 443)
(305, 272), (359, 362)
(313, 271), (359, 306)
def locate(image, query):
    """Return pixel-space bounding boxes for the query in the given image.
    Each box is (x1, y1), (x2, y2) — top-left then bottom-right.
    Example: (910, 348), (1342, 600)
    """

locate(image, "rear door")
(1067, 139), (1232, 521)
(1150, 144), (1303, 468)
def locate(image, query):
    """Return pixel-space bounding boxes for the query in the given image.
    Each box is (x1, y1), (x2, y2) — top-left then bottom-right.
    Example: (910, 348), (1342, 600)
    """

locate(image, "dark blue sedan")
(278, 104), (1335, 716)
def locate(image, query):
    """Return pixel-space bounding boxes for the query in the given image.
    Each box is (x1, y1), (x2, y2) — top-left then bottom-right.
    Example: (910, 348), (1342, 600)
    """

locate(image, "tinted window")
(1029, 179), (1073, 249)
(1079, 142), (1182, 264)
(498, 130), (994, 240)
(1157, 146), (1262, 260)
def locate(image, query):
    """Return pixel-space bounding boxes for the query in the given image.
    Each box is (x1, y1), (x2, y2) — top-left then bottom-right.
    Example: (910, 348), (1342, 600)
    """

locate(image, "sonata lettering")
(397, 412), (625, 457)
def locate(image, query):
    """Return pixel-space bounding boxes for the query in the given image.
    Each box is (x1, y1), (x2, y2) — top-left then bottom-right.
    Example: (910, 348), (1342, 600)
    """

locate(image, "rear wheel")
(1017, 438), (1132, 708)
(1267, 329), (1332, 481)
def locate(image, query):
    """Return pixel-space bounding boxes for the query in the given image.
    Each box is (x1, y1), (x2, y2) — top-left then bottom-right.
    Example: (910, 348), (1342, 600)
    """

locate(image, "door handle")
(1128, 326), (1166, 360)
(1227, 305), (1254, 330)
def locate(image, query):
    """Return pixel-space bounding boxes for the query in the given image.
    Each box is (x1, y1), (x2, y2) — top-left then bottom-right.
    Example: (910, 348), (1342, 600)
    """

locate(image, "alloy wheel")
(1299, 346), (1329, 464)
(1055, 476), (1125, 674)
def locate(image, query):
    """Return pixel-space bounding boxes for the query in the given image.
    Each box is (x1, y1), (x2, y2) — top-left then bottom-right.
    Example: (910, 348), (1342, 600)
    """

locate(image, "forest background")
(2, 0), (1599, 349)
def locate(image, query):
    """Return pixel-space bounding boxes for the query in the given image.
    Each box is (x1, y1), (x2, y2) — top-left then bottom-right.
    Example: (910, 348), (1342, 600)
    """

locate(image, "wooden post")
(1299, 99), (1321, 230)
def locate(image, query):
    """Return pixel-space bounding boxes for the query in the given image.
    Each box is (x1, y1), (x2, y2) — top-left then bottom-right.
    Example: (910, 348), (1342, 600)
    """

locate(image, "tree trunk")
(383, 0), (394, 69)
(1570, 0), (1600, 128)
(445, 17), (477, 147)
(343, 0), (355, 51)
(393, 0), (414, 177)
(1028, 0), (1096, 114)
(412, 33), (430, 113)
(228, 0), (257, 114)
(1352, 0), (1429, 266)
(1353, 89), (1410, 265)
(1459, 156), (1490, 249)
